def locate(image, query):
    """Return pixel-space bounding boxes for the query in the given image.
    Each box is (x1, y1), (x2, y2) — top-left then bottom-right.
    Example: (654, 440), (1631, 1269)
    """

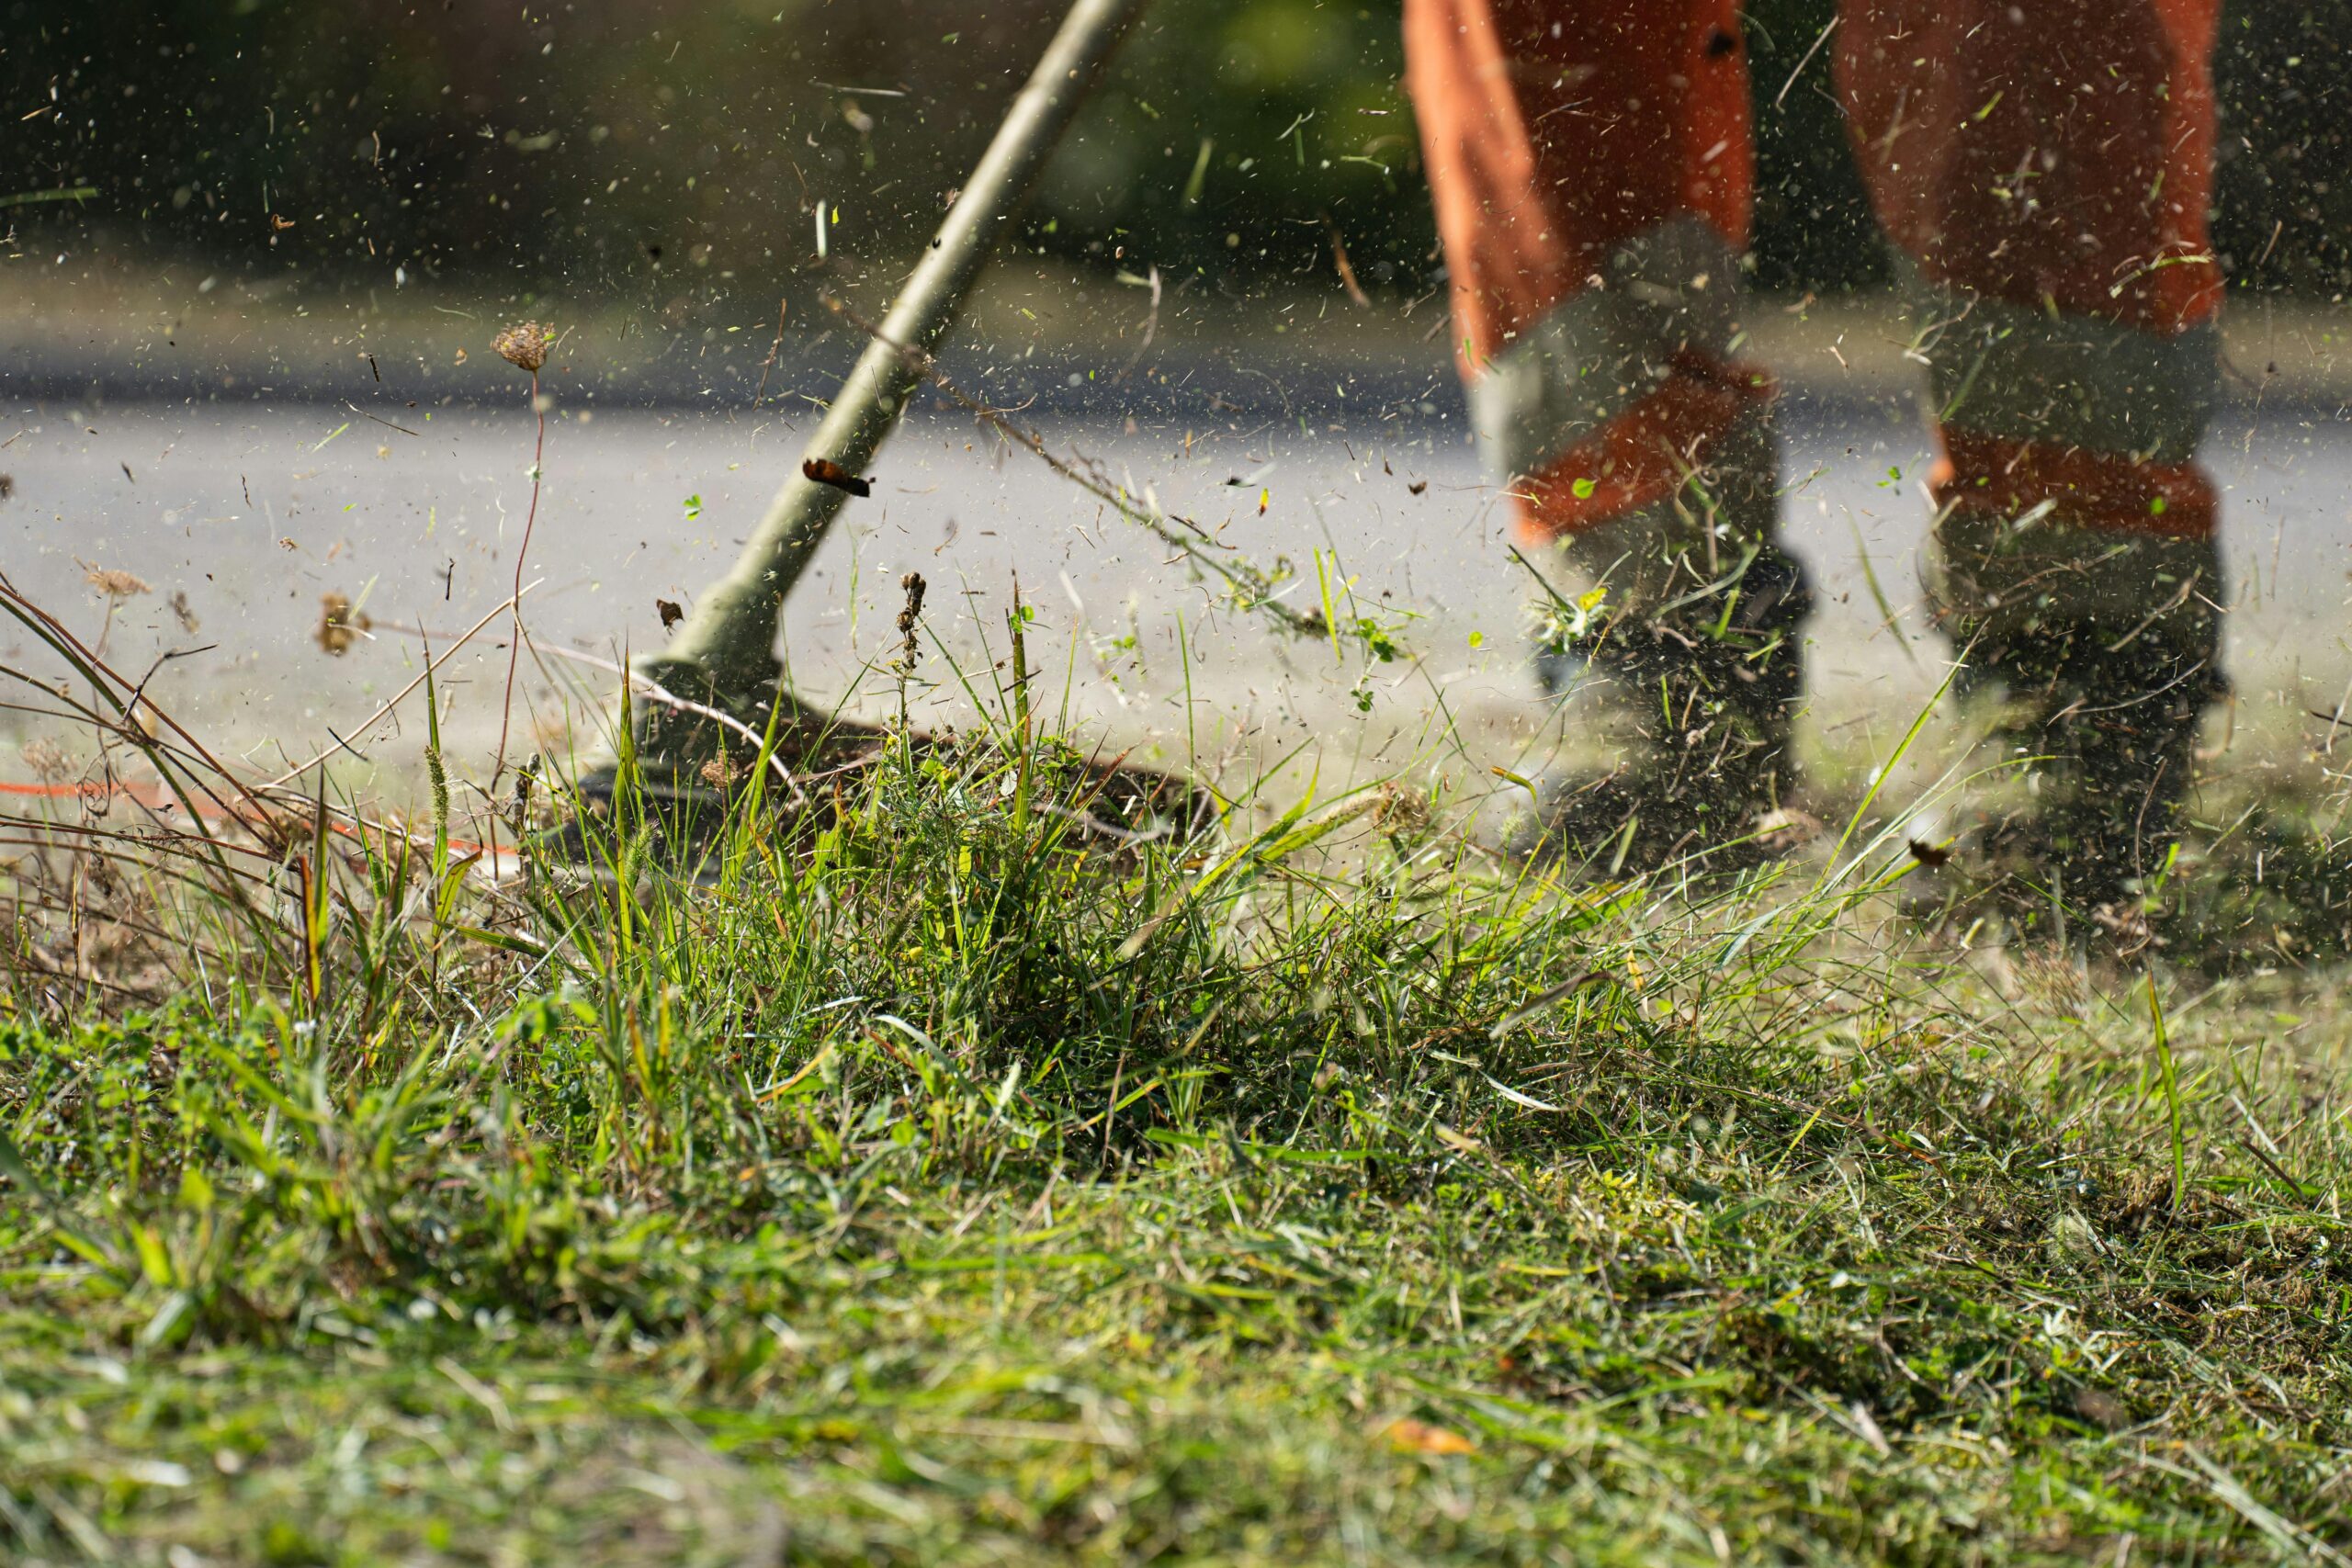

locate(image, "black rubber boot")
(1529, 543), (1813, 874)
(1966, 613), (2224, 931)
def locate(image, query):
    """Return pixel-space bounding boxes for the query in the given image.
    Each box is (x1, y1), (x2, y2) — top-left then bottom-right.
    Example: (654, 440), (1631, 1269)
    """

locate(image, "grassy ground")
(6, 577), (2352, 1565)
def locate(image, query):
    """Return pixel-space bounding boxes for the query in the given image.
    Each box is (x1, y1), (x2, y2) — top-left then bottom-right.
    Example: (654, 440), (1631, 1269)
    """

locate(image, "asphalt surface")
(6, 376), (2349, 810)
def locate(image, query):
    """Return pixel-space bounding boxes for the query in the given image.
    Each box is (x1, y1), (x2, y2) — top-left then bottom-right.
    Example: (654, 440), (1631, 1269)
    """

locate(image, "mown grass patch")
(5, 573), (2351, 1563)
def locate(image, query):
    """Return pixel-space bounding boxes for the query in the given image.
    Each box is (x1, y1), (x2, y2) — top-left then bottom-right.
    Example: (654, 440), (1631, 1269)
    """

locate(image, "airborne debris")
(314, 592), (371, 656)
(1325, 215), (1370, 307)
(802, 457), (871, 497)
(655, 597), (684, 632)
(1408, 480), (1428, 496)
(168, 590), (199, 634)
(752, 295), (789, 408)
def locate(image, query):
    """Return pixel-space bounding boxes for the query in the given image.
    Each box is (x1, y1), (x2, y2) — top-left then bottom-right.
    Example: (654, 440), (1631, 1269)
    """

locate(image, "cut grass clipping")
(5, 560), (2352, 1565)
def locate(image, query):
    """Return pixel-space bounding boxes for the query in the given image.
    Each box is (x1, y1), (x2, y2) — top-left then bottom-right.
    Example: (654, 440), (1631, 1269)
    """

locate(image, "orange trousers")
(1406, 0), (2223, 575)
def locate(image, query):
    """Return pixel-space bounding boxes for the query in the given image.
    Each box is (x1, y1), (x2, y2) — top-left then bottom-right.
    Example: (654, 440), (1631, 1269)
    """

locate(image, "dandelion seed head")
(84, 566), (151, 600)
(21, 738), (72, 783)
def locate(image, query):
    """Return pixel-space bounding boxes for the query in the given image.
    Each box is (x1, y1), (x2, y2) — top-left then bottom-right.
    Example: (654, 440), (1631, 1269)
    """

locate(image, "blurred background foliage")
(5, 0), (2347, 304)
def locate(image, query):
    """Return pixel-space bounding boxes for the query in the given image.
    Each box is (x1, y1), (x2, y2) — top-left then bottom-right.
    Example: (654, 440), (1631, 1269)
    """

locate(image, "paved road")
(6, 383), (2348, 810)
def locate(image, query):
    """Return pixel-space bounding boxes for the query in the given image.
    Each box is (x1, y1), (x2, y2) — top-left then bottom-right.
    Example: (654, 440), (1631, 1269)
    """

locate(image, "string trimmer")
(565, 0), (1205, 851)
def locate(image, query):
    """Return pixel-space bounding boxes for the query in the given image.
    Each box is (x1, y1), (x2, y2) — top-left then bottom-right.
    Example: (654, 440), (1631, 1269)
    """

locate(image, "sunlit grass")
(4, 567), (2351, 1565)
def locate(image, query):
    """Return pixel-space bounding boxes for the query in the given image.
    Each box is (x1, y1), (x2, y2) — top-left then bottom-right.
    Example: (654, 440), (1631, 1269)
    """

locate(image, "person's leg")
(1405, 0), (1808, 866)
(1838, 0), (2225, 915)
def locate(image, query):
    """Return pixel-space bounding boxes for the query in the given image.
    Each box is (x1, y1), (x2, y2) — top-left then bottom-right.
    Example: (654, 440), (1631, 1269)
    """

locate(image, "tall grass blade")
(2150, 972), (2187, 1215)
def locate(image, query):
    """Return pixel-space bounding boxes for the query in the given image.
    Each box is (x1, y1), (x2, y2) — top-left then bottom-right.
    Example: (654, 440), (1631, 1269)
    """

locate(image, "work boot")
(1961, 614), (2223, 936)
(1527, 541), (1813, 874)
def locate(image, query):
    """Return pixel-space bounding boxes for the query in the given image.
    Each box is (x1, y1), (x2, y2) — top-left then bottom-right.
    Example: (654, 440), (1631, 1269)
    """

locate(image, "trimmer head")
(587, 0), (1153, 824)
(537, 690), (1214, 883)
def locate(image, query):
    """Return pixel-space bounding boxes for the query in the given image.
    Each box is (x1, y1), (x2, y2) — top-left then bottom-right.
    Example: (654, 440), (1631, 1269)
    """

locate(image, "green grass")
(6, 579), (2352, 1564)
